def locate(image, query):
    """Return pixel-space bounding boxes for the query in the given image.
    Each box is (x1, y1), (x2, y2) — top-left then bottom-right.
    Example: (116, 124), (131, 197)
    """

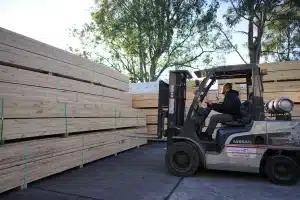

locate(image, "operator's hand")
(206, 100), (213, 106)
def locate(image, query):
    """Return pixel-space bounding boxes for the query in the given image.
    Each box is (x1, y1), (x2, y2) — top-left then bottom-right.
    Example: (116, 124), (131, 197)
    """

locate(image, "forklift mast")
(157, 70), (192, 138)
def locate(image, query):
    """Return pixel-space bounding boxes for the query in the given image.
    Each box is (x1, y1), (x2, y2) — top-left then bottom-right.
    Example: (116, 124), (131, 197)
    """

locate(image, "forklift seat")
(215, 92), (254, 150)
(215, 125), (252, 150)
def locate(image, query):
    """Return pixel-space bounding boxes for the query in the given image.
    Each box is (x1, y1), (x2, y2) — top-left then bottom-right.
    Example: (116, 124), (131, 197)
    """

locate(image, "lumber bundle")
(217, 60), (300, 119)
(130, 82), (218, 136)
(0, 28), (147, 194)
(131, 60), (300, 136)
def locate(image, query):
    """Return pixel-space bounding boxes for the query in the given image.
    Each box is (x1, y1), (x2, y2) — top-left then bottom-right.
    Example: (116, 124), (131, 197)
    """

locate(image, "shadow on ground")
(1, 142), (300, 200)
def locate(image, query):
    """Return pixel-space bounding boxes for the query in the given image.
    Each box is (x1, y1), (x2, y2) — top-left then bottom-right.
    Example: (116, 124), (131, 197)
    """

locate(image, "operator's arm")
(210, 93), (234, 114)
(210, 102), (224, 113)
(210, 93), (232, 113)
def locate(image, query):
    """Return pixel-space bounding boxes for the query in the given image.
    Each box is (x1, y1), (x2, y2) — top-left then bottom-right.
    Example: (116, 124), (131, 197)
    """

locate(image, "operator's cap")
(222, 83), (232, 94)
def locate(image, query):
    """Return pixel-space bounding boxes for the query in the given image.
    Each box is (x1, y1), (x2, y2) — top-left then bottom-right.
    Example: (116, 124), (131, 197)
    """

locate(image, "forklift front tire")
(165, 141), (201, 177)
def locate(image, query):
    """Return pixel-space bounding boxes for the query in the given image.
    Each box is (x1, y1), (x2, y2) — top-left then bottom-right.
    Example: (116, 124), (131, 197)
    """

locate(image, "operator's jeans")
(205, 114), (233, 134)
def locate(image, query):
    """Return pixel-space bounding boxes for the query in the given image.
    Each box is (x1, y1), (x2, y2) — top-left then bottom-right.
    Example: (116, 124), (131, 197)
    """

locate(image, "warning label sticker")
(225, 147), (256, 158)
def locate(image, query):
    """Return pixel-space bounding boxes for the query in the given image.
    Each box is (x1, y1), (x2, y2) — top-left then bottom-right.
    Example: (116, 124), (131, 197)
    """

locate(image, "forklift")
(157, 64), (300, 185)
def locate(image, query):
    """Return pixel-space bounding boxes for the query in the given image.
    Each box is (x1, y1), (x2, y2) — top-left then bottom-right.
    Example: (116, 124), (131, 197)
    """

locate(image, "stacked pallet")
(0, 27), (147, 193)
(218, 61), (300, 119)
(131, 81), (218, 136)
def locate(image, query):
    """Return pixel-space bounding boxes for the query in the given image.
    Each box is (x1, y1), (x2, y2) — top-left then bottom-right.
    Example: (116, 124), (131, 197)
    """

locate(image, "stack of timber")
(131, 81), (218, 136)
(218, 60), (300, 119)
(0, 27), (148, 194)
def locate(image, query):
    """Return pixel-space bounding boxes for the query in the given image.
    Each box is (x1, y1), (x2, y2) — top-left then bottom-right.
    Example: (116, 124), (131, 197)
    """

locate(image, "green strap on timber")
(64, 103), (68, 137)
(114, 108), (117, 130)
(0, 97), (4, 145)
(23, 144), (28, 188)
(56, 79), (60, 102)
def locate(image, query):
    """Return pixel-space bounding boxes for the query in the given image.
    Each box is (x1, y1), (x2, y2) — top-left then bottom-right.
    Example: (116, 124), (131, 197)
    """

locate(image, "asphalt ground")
(1, 142), (300, 200)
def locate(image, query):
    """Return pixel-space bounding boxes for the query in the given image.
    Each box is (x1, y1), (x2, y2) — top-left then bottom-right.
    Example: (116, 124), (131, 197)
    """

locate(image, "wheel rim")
(273, 162), (292, 180)
(171, 150), (191, 171)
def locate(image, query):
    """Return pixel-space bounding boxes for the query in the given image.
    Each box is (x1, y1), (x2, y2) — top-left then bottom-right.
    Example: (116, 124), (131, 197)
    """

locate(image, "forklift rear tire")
(265, 155), (299, 186)
(165, 141), (201, 177)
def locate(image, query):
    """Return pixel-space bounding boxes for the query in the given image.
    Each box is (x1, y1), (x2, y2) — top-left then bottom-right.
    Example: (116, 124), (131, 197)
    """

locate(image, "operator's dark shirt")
(210, 89), (241, 116)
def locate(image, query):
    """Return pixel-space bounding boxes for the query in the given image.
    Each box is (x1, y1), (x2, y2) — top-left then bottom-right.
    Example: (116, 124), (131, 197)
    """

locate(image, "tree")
(222, 0), (299, 64)
(262, 3), (300, 61)
(69, 0), (229, 82)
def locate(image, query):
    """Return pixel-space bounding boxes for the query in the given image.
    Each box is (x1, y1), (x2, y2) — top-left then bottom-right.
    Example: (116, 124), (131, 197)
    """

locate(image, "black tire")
(165, 141), (202, 177)
(265, 155), (299, 186)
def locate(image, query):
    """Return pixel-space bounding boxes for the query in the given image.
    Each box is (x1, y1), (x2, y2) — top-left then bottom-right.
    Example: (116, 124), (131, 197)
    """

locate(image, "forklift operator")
(205, 83), (241, 134)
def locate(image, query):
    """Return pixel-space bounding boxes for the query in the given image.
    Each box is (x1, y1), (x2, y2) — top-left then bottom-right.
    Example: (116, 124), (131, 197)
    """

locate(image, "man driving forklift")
(195, 83), (241, 135)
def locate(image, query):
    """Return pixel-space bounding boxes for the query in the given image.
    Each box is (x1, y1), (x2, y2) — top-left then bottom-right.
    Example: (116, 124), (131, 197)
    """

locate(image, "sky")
(0, 0), (94, 49)
(0, 0), (251, 84)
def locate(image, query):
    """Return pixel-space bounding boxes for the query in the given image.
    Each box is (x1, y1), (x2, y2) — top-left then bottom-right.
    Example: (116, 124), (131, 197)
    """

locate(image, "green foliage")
(221, 0), (300, 63)
(68, 0), (232, 82)
(262, 2), (300, 61)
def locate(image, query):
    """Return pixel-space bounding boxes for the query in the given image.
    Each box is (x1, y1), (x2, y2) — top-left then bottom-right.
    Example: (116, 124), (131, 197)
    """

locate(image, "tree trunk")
(150, 57), (157, 81)
(248, 0), (256, 63)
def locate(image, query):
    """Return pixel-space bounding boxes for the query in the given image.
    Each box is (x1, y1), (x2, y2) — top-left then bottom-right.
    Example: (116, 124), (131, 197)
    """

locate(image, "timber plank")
(117, 127), (148, 137)
(116, 107), (146, 118)
(0, 64), (103, 96)
(132, 100), (158, 108)
(102, 86), (132, 101)
(259, 61), (300, 72)
(76, 92), (131, 105)
(132, 91), (217, 101)
(0, 136), (146, 194)
(144, 108), (158, 116)
(83, 137), (147, 164)
(0, 64), (131, 102)
(0, 82), (130, 105)
(146, 115), (158, 124)
(0, 82), (77, 103)
(218, 82), (300, 102)
(0, 127), (147, 171)
(3, 117), (146, 140)
(132, 92), (218, 108)
(218, 78), (245, 84)
(132, 93), (158, 101)
(0, 97), (142, 119)
(186, 91), (218, 100)
(263, 69), (300, 81)
(147, 125), (167, 135)
(292, 105), (300, 116)
(264, 92), (300, 102)
(218, 70), (300, 84)
(0, 27), (129, 83)
(217, 91), (300, 102)
(219, 81), (300, 93)
(0, 44), (128, 91)
(263, 81), (300, 92)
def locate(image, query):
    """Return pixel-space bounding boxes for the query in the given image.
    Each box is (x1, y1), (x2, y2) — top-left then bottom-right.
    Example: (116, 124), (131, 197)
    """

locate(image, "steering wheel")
(196, 102), (212, 119)
(194, 103), (212, 135)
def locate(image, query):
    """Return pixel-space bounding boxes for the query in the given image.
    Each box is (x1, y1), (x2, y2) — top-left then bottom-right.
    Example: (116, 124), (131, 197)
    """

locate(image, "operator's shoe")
(198, 132), (213, 141)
